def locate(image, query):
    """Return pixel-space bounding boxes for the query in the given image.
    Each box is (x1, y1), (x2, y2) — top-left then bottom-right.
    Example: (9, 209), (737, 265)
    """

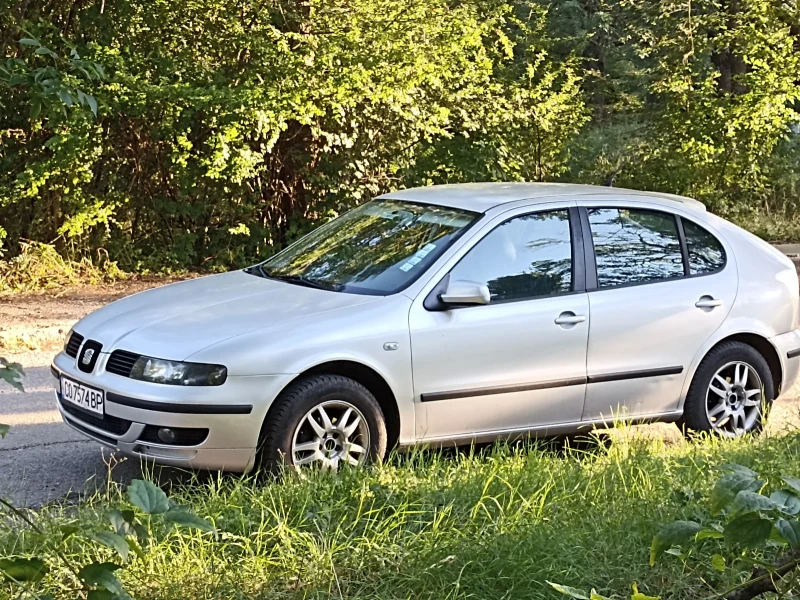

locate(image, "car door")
(580, 200), (737, 421)
(408, 205), (590, 441)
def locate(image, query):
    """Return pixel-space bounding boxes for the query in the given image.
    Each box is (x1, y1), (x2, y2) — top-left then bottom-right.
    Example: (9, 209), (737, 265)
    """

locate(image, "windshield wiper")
(265, 272), (342, 292)
(244, 265), (268, 278)
(245, 264), (342, 291)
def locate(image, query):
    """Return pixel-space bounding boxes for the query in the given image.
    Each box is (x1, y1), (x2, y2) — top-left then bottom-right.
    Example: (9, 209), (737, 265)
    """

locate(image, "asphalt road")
(0, 350), (158, 507)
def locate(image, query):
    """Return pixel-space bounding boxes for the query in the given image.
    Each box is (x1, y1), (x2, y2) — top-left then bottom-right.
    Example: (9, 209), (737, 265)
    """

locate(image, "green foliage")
(0, 356), (24, 392)
(0, 240), (125, 293)
(0, 478), (216, 600)
(0, 355), (23, 441)
(1, 0), (799, 274)
(126, 479), (169, 515)
(3, 432), (800, 599)
(651, 463), (800, 597)
(0, 0), (586, 273)
(0, 557), (48, 582)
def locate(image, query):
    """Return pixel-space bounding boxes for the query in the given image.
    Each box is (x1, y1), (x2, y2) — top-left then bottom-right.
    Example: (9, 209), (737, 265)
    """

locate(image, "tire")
(257, 374), (387, 471)
(679, 341), (774, 438)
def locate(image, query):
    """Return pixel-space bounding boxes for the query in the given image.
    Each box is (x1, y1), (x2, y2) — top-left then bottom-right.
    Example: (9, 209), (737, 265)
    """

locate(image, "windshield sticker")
(399, 243), (436, 272)
(415, 243), (437, 258)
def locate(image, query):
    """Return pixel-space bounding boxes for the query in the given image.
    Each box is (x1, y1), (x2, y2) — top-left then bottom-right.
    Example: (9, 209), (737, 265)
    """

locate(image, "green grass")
(4, 430), (800, 599)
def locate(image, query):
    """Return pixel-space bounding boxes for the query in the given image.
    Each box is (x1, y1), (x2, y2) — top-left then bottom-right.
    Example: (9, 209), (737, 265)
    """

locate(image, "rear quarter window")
(682, 219), (726, 275)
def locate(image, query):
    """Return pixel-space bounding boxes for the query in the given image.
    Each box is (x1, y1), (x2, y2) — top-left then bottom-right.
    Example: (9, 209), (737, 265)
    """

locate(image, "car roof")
(378, 182), (706, 213)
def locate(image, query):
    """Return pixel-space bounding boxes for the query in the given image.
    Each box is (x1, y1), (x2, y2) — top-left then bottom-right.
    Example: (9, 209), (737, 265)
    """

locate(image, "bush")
(0, 240), (125, 293)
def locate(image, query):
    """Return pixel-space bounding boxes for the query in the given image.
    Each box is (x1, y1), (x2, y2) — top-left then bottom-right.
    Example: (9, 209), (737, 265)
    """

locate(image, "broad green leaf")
(590, 591), (610, 600)
(696, 529), (723, 540)
(547, 581), (589, 599)
(18, 38), (39, 46)
(30, 100), (41, 120)
(127, 479), (169, 514)
(720, 464), (757, 477)
(724, 513), (772, 547)
(57, 90), (74, 107)
(109, 509), (136, 535)
(711, 554), (726, 572)
(710, 473), (763, 514)
(78, 562), (127, 597)
(60, 524), (80, 540)
(650, 521), (704, 565)
(163, 508), (216, 534)
(775, 519), (800, 549)
(770, 490), (800, 515)
(91, 531), (130, 562)
(631, 582), (660, 600)
(0, 359), (25, 391)
(782, 477), (800, 495)
(0, 557), (48, 582)
(86, 95), (98, 117)
(0, 424), (8, 438)
(730, 490), (779, 515)
(34, 46), (52, 56)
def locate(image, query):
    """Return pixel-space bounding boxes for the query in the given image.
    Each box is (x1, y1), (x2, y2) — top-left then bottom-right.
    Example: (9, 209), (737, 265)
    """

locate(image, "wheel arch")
(695, 332), (783, 398)
(264, 360), (402, 451)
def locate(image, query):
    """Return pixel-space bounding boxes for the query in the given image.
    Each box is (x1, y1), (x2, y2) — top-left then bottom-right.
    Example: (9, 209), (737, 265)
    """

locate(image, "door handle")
(695, 296), (723, 309)
(555, 312), (587, 326)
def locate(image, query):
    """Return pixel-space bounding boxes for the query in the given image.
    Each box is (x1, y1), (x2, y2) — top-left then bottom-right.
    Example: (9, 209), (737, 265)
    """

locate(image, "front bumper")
(52, 351), (293, 472)
(770, 328), (800, 395)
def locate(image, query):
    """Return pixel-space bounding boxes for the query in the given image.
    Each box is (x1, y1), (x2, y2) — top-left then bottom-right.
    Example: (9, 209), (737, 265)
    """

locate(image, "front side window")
(588, 208), (684, 288)
(257, 200), (478, 295)
(683, 219), (726, 275)
(449, 210), (573, 303)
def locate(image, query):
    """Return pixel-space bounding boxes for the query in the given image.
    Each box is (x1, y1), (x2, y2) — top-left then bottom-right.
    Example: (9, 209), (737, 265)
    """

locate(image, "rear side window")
(682, 219), (725, 275)
(588, 208), (684, 288)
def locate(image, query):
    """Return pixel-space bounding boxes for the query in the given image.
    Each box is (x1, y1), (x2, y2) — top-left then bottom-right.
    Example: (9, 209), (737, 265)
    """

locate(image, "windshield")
(256, 199), (478, 295)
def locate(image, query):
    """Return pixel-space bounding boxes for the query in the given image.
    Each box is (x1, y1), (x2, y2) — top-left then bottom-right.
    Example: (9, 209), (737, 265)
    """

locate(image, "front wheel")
(680, 341), (774, 438)
(258, 374), (388, 470)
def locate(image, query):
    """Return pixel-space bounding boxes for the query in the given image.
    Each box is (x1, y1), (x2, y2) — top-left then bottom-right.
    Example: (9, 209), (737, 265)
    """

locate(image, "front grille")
(60, 398), (132, 436)
(65, 332), (84, 358)
(139, 426), (209, 446)
(106, 350), (140, 377)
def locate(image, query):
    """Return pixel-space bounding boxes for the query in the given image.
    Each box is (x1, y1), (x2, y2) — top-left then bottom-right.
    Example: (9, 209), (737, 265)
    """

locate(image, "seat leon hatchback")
(52, 183), (800, 471)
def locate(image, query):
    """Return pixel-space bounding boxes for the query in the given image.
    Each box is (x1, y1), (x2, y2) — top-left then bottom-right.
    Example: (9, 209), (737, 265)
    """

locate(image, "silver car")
(52, 183), (800, 471)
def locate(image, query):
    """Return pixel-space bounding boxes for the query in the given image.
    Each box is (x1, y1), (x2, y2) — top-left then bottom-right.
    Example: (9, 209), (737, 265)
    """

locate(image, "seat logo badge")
(81, 348), (95, 365)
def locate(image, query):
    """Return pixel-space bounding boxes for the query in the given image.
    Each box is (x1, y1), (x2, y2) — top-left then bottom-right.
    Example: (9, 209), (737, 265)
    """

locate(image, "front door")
(580, 203), (737, 420)
(409, 207), (590, 441)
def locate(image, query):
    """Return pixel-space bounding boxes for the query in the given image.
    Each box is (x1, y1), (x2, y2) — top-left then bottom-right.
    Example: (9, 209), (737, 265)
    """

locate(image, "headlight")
(130, 357), (227, 386)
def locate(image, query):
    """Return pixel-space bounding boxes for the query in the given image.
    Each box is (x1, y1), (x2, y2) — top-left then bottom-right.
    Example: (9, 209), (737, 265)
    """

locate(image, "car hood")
(72, 271), (380, 360)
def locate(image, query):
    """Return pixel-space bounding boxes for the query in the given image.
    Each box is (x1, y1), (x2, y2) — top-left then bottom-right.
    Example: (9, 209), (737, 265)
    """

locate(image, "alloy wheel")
(705, 361), (763, 437)
(291, 400), (370, 468)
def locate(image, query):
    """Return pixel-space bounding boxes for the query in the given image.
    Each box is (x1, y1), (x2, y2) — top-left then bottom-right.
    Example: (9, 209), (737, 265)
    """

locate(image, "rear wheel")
(258, 374), (387, 470)
(680, 341), (774, 438)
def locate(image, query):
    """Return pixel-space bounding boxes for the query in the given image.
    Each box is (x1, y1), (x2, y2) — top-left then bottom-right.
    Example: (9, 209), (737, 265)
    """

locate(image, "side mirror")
(440, 279), (491, 307)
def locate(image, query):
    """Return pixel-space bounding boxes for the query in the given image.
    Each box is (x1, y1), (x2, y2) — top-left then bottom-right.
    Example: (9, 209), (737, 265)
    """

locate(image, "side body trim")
(420, 366), (684, 402)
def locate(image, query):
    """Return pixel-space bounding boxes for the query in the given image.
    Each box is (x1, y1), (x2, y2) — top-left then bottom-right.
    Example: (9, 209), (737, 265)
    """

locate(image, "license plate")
(61, 376), (105, 416)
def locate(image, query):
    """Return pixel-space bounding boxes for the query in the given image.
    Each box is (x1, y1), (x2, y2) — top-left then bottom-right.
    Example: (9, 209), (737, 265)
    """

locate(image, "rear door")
(580, 199), (737, 421)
